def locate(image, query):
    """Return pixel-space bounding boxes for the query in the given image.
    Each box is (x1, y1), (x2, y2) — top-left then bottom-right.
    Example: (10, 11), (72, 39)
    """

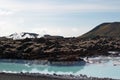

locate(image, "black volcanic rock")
(0, 36), (120, 60)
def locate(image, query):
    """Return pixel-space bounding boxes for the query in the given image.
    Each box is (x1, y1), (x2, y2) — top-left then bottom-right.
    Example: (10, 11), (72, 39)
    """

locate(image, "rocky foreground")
(0, 73), (114, 80)
(0, 36), (120, 61)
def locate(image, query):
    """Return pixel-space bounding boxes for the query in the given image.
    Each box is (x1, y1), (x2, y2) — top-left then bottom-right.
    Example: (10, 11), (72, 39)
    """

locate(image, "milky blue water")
(0, 57), (120, 79)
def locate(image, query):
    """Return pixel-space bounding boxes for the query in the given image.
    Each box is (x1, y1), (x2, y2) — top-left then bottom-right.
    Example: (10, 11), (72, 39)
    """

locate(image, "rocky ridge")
(0, 36), (120, 61)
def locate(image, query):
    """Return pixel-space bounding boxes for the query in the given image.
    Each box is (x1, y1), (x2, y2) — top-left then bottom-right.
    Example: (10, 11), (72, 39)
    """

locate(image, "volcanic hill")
(81, 22), (120, 38)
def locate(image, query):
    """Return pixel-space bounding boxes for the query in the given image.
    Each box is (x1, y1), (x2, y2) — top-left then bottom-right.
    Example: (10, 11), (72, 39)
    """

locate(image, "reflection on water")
(0, 57), (120, 79)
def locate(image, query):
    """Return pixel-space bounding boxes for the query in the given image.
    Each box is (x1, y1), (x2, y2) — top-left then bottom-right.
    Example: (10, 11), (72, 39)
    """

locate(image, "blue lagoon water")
(0, 57), (120, 79)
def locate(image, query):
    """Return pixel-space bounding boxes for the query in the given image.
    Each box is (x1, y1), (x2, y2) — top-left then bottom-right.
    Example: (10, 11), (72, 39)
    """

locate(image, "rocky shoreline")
(0, 36), (120, 61)
(0, 72), (115, 80)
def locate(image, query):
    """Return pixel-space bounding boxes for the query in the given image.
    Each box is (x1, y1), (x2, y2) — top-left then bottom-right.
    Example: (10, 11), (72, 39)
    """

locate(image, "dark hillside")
(81, 22), (120, 38)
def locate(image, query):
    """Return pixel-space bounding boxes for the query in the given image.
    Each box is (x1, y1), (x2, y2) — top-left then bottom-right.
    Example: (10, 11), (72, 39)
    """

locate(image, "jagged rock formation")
(0, 36), (120, 61)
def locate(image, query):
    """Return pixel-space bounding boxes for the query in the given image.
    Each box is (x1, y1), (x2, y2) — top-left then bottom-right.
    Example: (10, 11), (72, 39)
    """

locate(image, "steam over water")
(0, 57), (120, 79)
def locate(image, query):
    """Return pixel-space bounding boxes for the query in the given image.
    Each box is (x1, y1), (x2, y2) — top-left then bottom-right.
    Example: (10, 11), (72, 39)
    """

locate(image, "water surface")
(0, 57), (120, 79)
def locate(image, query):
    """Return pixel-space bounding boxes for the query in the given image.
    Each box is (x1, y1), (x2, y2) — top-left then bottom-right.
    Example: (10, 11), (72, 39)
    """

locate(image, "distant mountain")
(81, 22), (120, 38)
(6, 32), (41, 40)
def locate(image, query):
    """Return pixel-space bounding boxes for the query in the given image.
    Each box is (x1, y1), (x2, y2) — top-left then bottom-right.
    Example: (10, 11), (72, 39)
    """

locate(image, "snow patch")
(6, 32), (42, 40)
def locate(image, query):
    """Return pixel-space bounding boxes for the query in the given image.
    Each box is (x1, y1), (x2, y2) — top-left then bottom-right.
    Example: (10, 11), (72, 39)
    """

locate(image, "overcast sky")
(0, 0), (120, 37)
